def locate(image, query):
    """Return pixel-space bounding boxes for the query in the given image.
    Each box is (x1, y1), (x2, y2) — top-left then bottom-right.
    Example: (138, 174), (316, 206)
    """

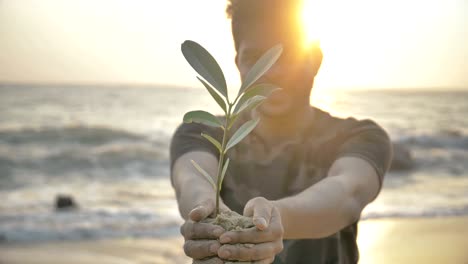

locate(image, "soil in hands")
(193, 211), (255, 264)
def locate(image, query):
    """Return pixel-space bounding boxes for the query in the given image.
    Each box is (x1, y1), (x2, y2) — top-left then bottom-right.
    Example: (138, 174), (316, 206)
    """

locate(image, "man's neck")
(252, 106), (314, 147)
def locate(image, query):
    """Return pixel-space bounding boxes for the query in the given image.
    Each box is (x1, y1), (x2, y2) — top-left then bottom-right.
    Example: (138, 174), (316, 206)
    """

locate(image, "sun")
(300, 0), (326, 46)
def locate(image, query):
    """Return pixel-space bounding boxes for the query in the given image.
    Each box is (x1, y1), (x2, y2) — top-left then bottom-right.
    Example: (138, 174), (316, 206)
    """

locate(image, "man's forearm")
(272, 156), (380, 239)
(172, 151), (219, 219)
(272, 176), (360, 239)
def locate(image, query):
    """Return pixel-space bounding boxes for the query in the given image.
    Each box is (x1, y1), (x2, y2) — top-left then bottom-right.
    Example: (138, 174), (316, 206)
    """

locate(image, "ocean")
(0, 84), (467, 243)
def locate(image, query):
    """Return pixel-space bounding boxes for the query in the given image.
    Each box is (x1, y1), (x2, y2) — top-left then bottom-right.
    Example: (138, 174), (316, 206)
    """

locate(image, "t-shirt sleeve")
(333, 118), (393, 188)
(169, 122), (222, 172)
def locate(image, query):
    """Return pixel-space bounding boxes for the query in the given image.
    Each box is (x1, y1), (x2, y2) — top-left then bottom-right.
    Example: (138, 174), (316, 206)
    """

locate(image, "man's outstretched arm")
(216, 156), (381, 261)
(172, 151), (219, 220)
(172, 151), (227, 262)
(273, 156), (380, 239)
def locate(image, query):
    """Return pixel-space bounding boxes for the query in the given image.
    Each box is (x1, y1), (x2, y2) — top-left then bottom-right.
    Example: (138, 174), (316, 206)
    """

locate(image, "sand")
(0, 237), (191, 264)
(358, 216), (468, 264)
(1, 216), (467, 264)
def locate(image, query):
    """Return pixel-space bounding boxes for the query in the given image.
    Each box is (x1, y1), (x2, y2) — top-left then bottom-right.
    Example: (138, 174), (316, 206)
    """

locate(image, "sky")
(0, 0), (466, 90)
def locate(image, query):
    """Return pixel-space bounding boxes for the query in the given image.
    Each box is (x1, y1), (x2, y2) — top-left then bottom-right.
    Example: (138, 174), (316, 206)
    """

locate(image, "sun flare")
(300, 0), (325, 45)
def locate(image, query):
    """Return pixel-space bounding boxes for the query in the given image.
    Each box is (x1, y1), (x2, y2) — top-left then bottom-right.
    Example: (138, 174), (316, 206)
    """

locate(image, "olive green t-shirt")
(170, 107), (392, 264)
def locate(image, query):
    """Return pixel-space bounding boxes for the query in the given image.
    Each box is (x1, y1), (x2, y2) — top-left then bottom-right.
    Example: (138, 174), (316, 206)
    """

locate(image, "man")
(170, 0), (392, 263)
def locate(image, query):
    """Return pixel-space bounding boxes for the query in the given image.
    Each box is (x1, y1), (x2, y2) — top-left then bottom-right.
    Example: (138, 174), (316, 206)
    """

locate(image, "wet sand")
(1, 217), (467, 264)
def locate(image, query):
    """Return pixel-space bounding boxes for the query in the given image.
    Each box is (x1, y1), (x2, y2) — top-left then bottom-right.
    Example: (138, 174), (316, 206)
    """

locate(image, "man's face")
(235, 25), (320, 117)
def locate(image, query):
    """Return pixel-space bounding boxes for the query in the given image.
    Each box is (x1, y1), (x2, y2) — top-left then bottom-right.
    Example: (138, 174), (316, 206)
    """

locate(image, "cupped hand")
(180, 199), (228, 262)
(217, 197), (284, 263)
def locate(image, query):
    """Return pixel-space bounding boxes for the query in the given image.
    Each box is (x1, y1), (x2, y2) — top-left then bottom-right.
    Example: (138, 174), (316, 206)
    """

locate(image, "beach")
(1, 0), (468, 261)
(1, 216), (467, 264)
(1, 86), (467, 263)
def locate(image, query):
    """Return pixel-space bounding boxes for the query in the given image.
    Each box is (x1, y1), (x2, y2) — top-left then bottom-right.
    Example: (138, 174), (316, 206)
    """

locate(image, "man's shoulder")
(308, 106), (385, 137)
(308, 106), (348, 133)
(311, 106), (356, 125)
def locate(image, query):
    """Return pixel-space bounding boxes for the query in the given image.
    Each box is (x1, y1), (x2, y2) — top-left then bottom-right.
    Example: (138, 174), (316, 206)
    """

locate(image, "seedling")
(181, 40), (282, 216)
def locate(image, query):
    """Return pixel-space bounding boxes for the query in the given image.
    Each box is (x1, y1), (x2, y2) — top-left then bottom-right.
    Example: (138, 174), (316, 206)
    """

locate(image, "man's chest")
(223, 138), (331, 205)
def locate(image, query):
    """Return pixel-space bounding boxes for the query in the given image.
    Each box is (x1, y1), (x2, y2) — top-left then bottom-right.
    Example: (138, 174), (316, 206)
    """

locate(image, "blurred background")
(0, 0), (467, 263)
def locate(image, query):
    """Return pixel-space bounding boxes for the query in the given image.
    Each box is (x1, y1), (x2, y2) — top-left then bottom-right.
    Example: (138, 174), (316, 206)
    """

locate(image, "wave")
(1, 125), (467, 187)
(0, 126), (171, 188)
(0, 209), (181, 243)
(397, 131), (468, 150)
(1, 205), (468, 243)
(390, 131), (468, 174)
(0, 125), (153, 146)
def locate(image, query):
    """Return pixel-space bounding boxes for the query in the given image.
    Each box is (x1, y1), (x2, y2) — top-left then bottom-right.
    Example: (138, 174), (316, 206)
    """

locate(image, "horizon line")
(0, 81), (466, 92)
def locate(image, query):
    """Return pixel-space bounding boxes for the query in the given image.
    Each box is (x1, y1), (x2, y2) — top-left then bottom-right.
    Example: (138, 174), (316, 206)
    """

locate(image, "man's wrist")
(271, 199), (288, 214)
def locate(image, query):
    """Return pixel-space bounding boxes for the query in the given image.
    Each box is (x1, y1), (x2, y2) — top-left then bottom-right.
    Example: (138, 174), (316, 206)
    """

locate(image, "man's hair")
(226, 0), (304, 51)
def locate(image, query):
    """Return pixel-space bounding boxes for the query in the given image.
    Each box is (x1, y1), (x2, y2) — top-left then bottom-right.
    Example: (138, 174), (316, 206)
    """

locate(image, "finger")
(270, 206), (283, 231)
(243, 197), (272, 230)
(189, 200), (216, 222)
(252, 257), (276, 264)
(218, 241), (283, 261)
(219, 224), (282, 244)
(220, 207), (283, 244)
(181, 221), (225, 240)
(183, 239), (221, 260)
(219, 200), (231, 213)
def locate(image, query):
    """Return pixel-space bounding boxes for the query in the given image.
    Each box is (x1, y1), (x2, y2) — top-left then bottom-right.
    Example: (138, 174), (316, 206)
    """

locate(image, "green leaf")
(201, 133), (222, 152)
(190, 160), (216, 190)
(233, 95), (266, 115)
(219, 158), (230, 191)
(181, 40), (228, 98)
(225, 118), (260, 152)
(197, 77), (227, 113)
(238, 44), (283, 95)
(236, 84), (279, 109)
(183, 110), (223, 128)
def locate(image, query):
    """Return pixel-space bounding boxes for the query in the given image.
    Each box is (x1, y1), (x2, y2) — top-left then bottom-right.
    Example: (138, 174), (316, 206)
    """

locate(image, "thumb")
(243, 197), (272, 231)
(189, 199), (215, 222)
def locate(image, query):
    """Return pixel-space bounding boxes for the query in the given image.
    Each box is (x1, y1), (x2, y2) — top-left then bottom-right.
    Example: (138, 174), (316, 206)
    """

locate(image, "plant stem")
(215, 104), (232, 216)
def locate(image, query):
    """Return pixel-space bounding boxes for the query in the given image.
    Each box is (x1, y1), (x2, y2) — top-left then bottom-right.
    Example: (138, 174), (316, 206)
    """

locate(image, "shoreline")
(1, 216), (467, 264)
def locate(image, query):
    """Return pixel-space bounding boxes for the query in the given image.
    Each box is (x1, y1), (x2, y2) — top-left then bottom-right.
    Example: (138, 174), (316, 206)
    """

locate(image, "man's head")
(227, 0), (323, 117)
